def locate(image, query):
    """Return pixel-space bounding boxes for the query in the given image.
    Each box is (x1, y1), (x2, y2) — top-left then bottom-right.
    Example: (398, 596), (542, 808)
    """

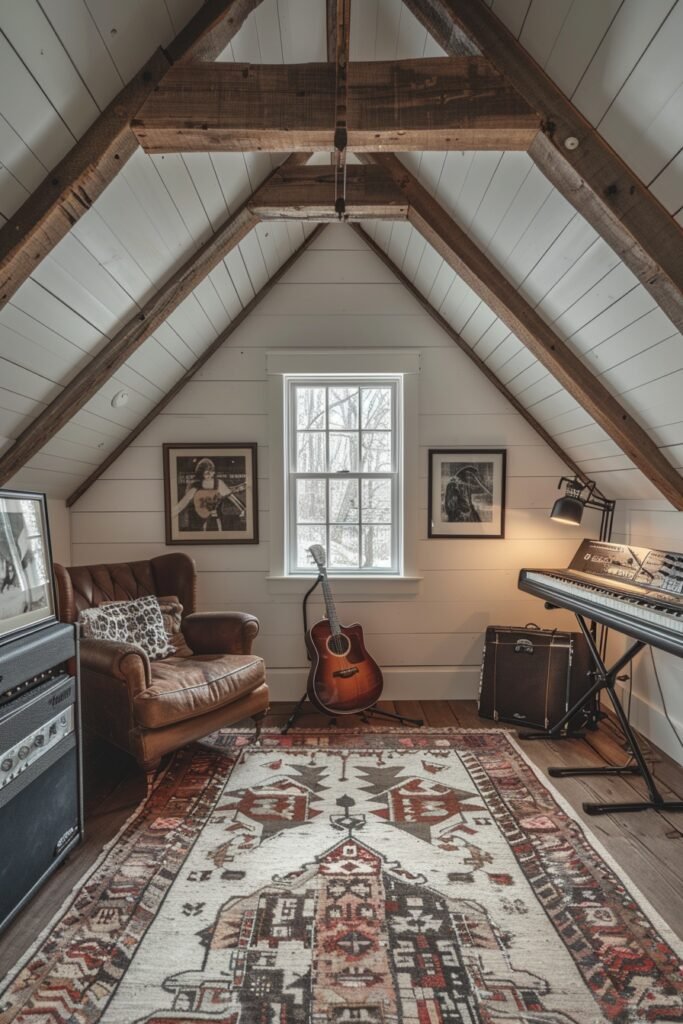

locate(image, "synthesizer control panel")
(569, 540), (683, 596)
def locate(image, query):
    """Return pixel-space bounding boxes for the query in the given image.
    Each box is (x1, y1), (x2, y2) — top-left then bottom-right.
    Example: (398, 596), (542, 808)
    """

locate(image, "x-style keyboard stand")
(520, 613), (683, 815)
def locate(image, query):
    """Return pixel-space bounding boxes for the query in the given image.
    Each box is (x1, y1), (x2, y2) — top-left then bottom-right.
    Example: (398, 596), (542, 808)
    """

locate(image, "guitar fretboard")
(320, 572), (341, 637)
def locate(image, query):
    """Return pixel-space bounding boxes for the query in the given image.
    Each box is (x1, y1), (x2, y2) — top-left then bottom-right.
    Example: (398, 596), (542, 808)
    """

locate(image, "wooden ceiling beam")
(352, 223), (589, 486)
(327, 0), (351, 172)
(331, 0), (351, 127)
(167, 0), (266, 63)
(368, 153), (683, 509)
(327, 0), (351, 66)
(248, 165), (407, 221)
(402, 0), (683, 332)
(132, 57), (540, 153)
(0, 0), (265, 312)
(67, 223), (325, 507)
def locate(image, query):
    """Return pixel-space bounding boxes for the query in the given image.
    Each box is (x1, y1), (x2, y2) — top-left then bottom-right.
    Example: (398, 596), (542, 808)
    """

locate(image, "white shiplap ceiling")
(0, 0), (681, 502)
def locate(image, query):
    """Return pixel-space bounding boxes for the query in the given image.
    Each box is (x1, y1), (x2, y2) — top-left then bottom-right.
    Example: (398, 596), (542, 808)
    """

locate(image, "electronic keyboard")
(517, 540), (683, 816)
(519, 539), (683, 658)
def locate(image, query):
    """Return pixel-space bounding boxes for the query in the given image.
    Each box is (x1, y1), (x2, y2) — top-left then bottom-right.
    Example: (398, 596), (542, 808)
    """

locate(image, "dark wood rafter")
(326, 0), (337, 62)
(332, 0), (351, 183)
(332, 0), (351, 130)
(248, 165), (407, 221)
(67, 224), (325, 507)
(167, 0), (266, 63)
(131, 58), (540, 153)
(402, 0), (683, 332)
(0, 0), (266, 312)
(352, 224), (589, 485)
(0, 154), (299, 488)
(366, 153), (683, 510)
(0, 49), (170, 311)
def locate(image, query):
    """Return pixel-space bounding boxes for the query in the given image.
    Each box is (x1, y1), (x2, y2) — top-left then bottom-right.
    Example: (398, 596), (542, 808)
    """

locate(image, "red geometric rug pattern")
(0, 729), (680, 1023)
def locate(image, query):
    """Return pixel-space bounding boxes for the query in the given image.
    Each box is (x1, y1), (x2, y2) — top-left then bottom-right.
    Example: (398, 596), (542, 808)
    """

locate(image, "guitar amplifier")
(0, 623), (82, 933)
(478, 623), (594, 731)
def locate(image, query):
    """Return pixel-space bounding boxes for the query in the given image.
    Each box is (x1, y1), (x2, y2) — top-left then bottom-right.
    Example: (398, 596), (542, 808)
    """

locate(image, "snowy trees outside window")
(287, 378), (400, 574)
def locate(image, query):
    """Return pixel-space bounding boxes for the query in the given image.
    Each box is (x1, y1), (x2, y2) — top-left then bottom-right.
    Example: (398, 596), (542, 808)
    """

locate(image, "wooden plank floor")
(1, 700), (682, 981)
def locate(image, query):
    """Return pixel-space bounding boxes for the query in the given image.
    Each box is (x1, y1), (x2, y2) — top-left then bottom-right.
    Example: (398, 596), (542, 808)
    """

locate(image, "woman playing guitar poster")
(173, 457), (246, 532)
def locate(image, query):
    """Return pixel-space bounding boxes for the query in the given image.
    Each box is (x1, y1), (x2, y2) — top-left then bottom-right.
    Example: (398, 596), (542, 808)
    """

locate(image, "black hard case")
(478, 623), (594, 730)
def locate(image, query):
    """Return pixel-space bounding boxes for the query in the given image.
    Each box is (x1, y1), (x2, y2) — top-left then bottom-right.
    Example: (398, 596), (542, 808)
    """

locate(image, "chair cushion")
(79, 595), (174, 660)
(134, 653), (266, 729)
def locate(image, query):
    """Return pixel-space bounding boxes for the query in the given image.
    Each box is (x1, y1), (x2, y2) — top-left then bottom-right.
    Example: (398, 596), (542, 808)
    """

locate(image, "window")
(285, 376), (402, 575)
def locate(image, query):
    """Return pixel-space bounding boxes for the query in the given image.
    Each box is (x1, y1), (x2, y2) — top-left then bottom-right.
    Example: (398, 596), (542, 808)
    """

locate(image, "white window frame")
(286, 374), (401, 576)
(267, 350), (420, 593)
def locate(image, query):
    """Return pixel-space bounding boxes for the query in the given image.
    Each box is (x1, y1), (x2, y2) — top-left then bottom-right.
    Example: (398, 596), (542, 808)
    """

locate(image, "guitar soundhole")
(327, 633), (351, 657)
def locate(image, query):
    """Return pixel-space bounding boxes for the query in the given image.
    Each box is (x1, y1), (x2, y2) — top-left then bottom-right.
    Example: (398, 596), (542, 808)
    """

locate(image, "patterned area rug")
(1, 729), (681, 1023)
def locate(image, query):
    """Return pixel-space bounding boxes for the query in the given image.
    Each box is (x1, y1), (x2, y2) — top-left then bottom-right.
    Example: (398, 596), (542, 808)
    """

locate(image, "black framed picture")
(163, 444), (259, 545)
(428, 449), (506, 538)
(0, 489), (57, 644)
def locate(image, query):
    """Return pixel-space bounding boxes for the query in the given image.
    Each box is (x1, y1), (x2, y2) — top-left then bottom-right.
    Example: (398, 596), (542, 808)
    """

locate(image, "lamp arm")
(556, 474), (612, 508)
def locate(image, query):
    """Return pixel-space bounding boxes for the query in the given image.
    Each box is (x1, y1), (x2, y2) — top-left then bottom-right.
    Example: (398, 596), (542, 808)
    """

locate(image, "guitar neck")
(320, 572), (341, 636)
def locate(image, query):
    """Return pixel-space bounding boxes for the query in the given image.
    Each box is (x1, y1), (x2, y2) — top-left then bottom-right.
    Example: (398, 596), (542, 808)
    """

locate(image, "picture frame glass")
(0, 491), (56, 642)
(429, 449), (506, 538)
(164, 445), (258, 544)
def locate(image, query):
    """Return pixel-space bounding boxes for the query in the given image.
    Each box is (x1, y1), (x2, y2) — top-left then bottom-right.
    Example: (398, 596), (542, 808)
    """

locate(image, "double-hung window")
(286, 375), (402, 575)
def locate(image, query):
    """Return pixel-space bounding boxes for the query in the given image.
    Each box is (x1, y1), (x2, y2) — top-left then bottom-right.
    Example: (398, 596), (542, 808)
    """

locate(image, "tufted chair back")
(54, 552), (197, 624)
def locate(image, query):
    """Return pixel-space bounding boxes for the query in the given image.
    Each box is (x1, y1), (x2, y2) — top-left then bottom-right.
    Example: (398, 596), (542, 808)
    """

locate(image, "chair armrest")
(182, 612), (260, 655)
(79, 638), (151, 697)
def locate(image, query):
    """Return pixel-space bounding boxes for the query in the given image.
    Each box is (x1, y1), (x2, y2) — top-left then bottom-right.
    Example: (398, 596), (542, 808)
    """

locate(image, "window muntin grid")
(287, 378), (400, 574)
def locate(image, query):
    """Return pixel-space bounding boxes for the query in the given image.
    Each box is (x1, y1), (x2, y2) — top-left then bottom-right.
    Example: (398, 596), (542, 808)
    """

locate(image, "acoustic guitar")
(193, 484), (246, 519)
(305, 544), (384, 715)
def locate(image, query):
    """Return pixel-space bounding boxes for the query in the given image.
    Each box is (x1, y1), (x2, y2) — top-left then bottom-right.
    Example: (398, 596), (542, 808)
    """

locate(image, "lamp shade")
(550, 494), (584, 525)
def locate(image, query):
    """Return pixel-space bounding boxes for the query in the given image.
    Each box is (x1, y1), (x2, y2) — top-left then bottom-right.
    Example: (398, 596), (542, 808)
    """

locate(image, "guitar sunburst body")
(305, 543), (384, 715)
(306, 619), (383, 715)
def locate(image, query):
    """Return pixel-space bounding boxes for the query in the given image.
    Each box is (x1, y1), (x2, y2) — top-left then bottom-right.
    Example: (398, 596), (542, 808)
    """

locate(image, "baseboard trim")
(266, 666), (480, 702)
(613, 683), (683, 767)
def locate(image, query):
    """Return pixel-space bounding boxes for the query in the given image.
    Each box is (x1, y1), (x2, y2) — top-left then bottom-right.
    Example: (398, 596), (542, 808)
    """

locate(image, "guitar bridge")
(333, 667), (359, 678)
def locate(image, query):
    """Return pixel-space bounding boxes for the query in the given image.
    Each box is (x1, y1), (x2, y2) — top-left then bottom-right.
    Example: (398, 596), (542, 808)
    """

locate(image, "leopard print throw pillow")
(157, 596), (193, 658)
(79, 595), (175, 660)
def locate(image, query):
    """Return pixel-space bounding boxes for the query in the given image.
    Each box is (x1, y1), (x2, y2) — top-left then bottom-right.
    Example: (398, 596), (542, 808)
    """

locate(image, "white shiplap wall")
(610, 501), (683, 764)
(364, 148), (683, 504)
(0, 0), (307, 499)
(0, 0), (678, 752)
(69, 223), (589, 700)
(1, 0), (681, 508)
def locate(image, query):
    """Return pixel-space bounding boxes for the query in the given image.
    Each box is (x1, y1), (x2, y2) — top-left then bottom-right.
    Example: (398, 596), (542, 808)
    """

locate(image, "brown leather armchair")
(54, 553), (269, 770)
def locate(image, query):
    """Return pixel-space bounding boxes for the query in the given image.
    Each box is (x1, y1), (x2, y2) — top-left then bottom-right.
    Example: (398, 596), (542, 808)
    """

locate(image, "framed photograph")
(428, 449), (506, 539)
(163, 444), (259, 545)
(0, 489), (57, 645)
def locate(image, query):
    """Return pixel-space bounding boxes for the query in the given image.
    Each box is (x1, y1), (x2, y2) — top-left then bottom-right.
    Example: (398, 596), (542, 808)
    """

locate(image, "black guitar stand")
(519, 613), (683, 815)
(281, 575), (423, 734)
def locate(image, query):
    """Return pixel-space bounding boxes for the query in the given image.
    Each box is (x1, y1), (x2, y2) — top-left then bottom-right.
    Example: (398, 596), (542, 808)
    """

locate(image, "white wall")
(611, 501), (683, 765)
(69, 224), (586, 701)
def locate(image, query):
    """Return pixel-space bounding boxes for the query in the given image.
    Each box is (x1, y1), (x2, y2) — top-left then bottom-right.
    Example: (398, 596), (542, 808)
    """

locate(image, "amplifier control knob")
(34, 734), (45, 747)
(1, 757), (12, 772)
(18, 745), (30, 760)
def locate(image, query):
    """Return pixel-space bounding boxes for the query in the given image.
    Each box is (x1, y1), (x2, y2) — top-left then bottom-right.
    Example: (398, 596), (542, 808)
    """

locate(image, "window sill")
(266, 575), (423, 598)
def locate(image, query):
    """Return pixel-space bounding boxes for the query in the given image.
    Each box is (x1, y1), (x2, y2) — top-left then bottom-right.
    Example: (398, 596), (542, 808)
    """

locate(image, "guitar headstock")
(307, 544), (327, 572)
